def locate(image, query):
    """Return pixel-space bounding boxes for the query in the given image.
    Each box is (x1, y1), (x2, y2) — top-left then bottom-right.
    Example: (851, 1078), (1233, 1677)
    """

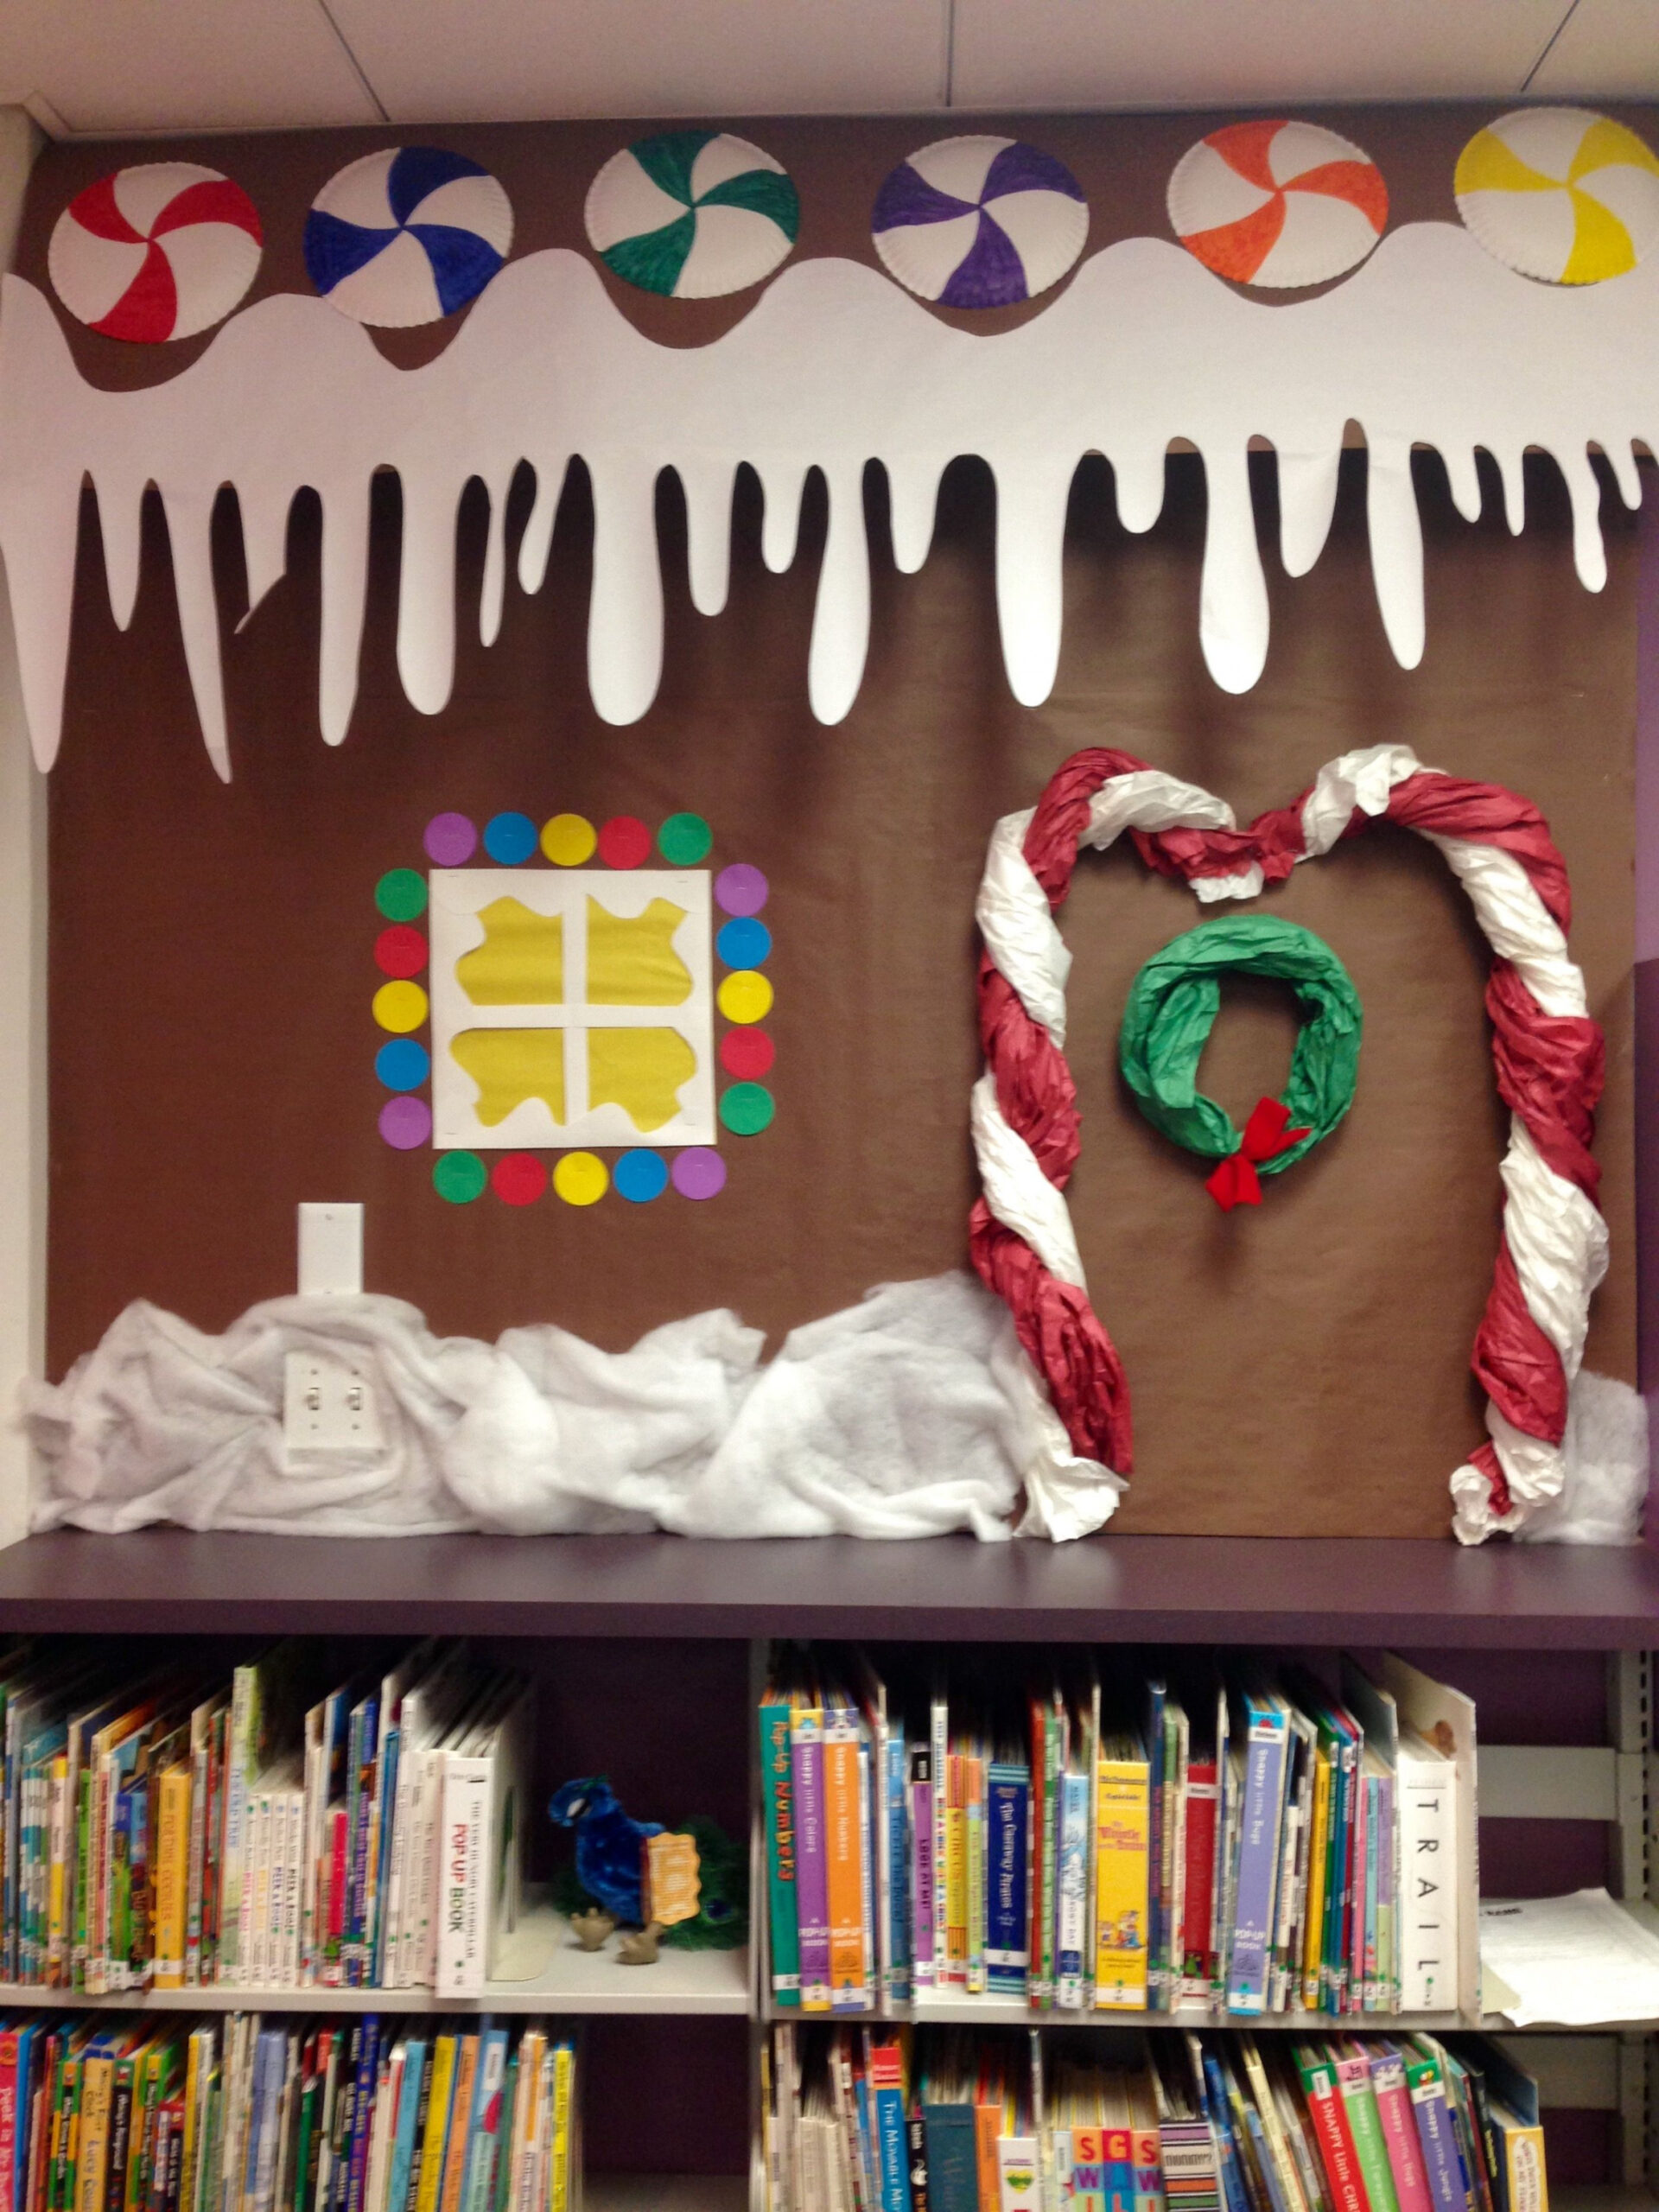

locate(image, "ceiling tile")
(1527, 0), (1659, 99)
(949, 0), (1573, 111)
(0, 0), (382, 134)
(327, 0), (950, 124)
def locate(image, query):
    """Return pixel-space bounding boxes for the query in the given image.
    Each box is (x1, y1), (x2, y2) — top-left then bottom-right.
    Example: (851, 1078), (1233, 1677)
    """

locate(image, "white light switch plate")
(283, 1351), (385, 1459)
(298, 1203), (363, 1296)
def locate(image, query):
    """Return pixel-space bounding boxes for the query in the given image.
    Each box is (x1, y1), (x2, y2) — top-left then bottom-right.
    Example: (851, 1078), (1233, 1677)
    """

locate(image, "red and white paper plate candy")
(1168, 119), (1388, 288)
(49, 162), (264, 342)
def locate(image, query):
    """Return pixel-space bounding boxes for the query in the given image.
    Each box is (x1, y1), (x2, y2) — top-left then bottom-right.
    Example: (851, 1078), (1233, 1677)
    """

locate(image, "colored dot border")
(373, 809), (773, 1203)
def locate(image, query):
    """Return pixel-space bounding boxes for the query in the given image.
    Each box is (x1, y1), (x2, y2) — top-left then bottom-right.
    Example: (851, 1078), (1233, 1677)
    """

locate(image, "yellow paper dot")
(717, 969), (773, 1025)
(553, 1151), (609, 1206)
(373, 979), (429, 1033)
(541, 813), (597, 866)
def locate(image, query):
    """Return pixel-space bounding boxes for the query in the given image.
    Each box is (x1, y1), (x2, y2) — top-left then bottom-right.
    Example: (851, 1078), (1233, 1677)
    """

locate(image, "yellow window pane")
(455, 899), (564, 1005)
(586, 896), (691, 1007)
(588, 1028), (696, 1133)
(450, 1028), (565, 1127)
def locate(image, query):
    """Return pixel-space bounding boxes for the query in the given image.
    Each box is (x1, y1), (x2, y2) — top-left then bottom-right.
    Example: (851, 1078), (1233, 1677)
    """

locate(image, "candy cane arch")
(970, 742), (1611, 1544)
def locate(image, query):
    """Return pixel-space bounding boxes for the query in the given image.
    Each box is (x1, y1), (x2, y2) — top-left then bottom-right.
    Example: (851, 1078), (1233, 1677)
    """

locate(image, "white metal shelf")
(0, 1903), (751, 2018)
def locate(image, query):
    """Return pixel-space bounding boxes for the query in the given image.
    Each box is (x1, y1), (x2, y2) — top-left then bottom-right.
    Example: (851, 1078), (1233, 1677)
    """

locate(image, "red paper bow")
(1204, 1096), (1312, 1211)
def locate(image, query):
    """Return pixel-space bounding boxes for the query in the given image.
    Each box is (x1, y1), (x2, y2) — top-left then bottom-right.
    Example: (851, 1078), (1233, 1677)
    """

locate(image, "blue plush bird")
(547, 1776), (663, 1927)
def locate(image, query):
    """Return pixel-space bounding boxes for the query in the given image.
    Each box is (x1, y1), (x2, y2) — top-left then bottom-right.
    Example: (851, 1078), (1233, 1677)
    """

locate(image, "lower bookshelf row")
(590, 2181), (1654, 2212)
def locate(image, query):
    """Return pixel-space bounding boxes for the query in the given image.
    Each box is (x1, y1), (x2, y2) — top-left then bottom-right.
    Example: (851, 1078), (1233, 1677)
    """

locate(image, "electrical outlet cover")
(283, 1349), (385, 1461)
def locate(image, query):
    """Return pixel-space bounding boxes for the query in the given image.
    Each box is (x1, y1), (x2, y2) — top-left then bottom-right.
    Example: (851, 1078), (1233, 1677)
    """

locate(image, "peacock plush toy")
(547, 1776), (747, 1950)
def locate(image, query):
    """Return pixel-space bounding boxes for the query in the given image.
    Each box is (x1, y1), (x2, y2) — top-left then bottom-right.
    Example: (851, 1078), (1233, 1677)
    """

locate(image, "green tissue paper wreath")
(1118, 913), (1363, 1210)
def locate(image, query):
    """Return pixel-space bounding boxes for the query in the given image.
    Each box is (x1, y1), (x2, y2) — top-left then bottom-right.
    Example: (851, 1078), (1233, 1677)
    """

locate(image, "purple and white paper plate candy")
(870, 135), (1089, 308)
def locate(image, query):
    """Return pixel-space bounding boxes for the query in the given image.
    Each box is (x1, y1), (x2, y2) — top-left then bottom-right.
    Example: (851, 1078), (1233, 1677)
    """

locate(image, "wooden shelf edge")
(3, 1530), (1657, 1645)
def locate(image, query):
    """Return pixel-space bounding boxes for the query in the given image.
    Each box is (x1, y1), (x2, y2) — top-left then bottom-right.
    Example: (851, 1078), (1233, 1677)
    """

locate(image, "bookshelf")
(1, 1526), (1655, 2204)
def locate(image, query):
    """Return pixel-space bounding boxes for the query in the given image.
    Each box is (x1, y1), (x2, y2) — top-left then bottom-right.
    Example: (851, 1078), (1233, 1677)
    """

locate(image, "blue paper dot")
(376, 1039), (430, 1091)
(613, 1148), (670, 1203)
(716, 917), (772, 969)
(484, 811), (538, 864)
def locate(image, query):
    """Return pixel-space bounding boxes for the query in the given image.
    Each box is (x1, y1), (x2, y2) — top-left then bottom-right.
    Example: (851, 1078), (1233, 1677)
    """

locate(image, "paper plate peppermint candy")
(585, 130), (798, 300)
(1455, 107), (1659, 284)
(871, 136), (1088, 308)
(303, 146), (513, 327)
(1118, 916), (1361, 1211)
(48, 163), (263, 343)
(1168, 119), (1388, 287)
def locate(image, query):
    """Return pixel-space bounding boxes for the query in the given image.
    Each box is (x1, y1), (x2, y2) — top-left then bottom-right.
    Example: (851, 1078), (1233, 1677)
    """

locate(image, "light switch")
(297, 1203), (363, 1296)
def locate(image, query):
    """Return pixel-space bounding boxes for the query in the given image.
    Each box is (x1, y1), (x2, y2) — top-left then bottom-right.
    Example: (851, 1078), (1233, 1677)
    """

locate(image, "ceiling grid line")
(1520, 0), (1587, 91)
(310, 0), (390, 122)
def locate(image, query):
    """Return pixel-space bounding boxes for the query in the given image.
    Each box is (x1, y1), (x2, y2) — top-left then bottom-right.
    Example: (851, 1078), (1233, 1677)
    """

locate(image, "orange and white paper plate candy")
(1168, 119), (1388, 288)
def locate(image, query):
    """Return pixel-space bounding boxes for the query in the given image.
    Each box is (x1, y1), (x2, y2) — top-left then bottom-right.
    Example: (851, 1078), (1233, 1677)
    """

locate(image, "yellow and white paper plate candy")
(1454, 106), (1659, 283)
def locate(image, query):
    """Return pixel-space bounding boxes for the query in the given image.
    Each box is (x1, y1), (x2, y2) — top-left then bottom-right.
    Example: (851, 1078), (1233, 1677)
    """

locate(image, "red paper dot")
(375, 925), (428, 979)
(720, 1027), (774, 1079)
(597, 815), (652, 868)
(492, 1153), (547, 1206)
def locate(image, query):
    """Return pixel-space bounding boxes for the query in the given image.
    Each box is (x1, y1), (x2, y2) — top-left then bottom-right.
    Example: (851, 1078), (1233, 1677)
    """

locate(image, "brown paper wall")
(26, 115), (1641, 1539)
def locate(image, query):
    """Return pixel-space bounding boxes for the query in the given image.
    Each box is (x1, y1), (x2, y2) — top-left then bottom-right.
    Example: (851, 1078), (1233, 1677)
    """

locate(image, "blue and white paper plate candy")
(303, 146), (514, 327)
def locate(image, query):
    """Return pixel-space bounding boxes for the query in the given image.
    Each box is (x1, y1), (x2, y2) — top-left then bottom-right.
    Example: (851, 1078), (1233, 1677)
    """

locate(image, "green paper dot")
(433, 1151), (487, 1204)
(719, 1081), (774, 1135)
(377, 868), (427, 921)
(658, 812), (712, 866)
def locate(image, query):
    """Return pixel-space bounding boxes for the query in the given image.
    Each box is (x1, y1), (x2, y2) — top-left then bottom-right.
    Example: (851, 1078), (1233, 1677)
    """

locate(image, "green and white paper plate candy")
(585, 130), (799, 300)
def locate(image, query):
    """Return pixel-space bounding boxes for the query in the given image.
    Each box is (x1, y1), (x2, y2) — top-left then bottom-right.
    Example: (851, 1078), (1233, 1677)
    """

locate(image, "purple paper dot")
(378, 1096), (432, 1150)
(423, 811), (477, 866)
(715, 863), (768, 918)
(671, 1147), (727, 1200)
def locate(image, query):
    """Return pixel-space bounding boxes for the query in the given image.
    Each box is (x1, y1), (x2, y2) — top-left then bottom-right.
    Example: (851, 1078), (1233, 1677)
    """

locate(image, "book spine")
(942, 1756), (967, 1990)
(823, 1706), (867, 2012)
(1180, 1767), (1219, 2002)
(1370, 2057), (1433, 2212)
(792, 1710), (831, 2012)
(0, 2031), (20, 2212)
(1338, 2058), (1401, 2212)
(759, 1700), (801, 2007)
(1094, 1759), (1150, 2011)
(155, 1767), (191, 1989)
(909, 1749), (935, 1993)
(1295, 2056), (1368, 2212)
(885, 1731), (908, 2007)
(1398, 1757), (1456, 2013)
(906, 2117), (929, 2212)
(930, 1699), (950, 1998)
(46, 1758), (70, 1990)
(1056, 1770), (1087, 2010)
(964, 1756), (986, 1996)
(985, 1770), (1029, 1994)
(1226, 1710), (1287, 2015)
(437, 1756), (493, 1999)
(1404, 2061), (1464, 2212)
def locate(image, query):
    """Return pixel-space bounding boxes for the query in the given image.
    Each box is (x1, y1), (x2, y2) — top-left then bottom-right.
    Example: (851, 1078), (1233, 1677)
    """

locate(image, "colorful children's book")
(1095, 1726), (1150, 2011)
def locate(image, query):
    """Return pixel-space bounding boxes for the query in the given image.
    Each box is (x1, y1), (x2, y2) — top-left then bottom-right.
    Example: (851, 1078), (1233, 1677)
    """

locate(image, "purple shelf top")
(0, 1529), (1656, 1645)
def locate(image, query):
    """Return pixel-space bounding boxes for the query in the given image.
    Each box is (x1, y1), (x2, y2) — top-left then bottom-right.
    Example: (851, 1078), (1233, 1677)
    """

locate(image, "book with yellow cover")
(436, 2035), (479, 2212)
(152, 1763), (192, 1990)
(550, 2042), (575, 2212)
(1095, 1731), (1151, 2011)
(944, 1754), (968, 1988)
(823, 1692), (866, 2012)
(414, 2034), (459, 2212)
(1300, 1745), (1332, 2012)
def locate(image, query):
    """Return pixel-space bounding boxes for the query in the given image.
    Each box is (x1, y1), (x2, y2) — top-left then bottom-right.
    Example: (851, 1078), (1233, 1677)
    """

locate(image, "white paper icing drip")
(0, 219), (1652, 778)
